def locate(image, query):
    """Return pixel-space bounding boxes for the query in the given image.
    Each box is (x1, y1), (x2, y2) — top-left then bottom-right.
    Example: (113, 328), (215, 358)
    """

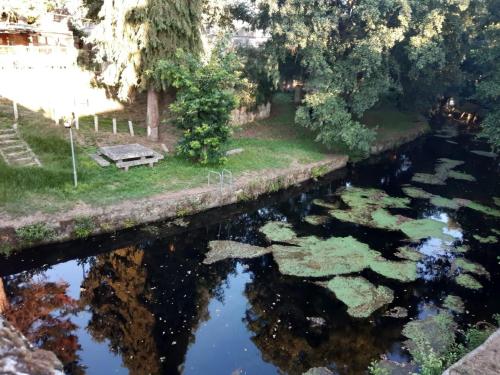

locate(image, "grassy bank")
(0, 94), (427, 217)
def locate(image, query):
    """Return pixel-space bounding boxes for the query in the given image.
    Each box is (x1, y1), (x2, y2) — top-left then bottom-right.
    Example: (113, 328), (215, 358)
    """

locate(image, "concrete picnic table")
(92, 143), (164, 171)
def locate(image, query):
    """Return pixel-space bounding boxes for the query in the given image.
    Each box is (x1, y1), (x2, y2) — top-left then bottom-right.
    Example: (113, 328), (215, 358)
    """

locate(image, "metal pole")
(69, 128), (78, 188)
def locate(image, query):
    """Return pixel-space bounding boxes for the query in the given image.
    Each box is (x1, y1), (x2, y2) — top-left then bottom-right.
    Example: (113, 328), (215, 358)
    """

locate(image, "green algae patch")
(473, 234), (498, 244)
(412, 158), (467, 186)
(402, 186), (433, 199)
(470, 150), (497, 158)
(456, 199), (500, 218)
(452, 245), (470, 254)
(430, 196), (460, 209)
(259, 221), (298, 243)
(455, 273), (482, 289)
(204, 241), (271, 264)
(443, 295), (465, 314)
(370, 259), (418, 282)
(312, 199), (339, 209)
(448, 171), (476, 182)
(395, 246), (424, 261)
(304, 215), (330, 226)
(402, 312), (456, 355)
(494, 197), (500, 207)
(270, 235), (381, 278)
(492, 229), (500, 236)
(400, 218), (454, 242)
(370, 208), (401, 230)
(453, 258), (490, 278)
(326, 276), (394, 318)
(329, 186), (455, 242)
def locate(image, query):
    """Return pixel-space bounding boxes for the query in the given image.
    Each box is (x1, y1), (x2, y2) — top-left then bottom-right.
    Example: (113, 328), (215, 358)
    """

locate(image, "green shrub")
(16, 223), (55, 245)
(73, 217), (95, 239)
(153, 41), (241, 165)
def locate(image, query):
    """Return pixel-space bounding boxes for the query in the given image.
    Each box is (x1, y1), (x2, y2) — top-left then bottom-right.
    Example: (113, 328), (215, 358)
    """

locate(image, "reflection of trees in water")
(80, 240), (235, 375)
(243, 263), (404, 375)
(2, 274), (84, 374)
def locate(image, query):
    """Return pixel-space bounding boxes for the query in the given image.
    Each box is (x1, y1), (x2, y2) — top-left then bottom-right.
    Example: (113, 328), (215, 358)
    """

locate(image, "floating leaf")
(325, 276), (394, 318)
(400, 219), (454, 242)
(312, 199), (339, 209)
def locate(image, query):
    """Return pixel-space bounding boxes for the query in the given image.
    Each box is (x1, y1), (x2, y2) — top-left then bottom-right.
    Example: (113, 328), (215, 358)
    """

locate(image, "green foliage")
(73, 217), (95, 239)
(153, 43), (241, 164)
(368, 361), (390, 375)
(16, 223), (56, 245)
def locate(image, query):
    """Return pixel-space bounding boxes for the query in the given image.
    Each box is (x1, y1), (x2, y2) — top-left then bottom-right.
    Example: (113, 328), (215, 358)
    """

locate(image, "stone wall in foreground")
(0, 316), (64, 375)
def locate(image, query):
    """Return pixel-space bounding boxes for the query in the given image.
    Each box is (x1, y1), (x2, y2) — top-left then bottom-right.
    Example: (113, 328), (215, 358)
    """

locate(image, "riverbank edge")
(0, 125), (428, 253)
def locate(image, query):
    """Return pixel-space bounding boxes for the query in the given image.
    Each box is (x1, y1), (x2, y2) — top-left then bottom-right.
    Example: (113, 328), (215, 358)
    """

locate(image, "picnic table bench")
(92, 144), (164, 171)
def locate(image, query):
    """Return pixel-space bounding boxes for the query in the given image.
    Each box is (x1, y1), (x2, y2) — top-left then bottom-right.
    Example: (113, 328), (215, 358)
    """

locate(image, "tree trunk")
(0, 278), (8, 313)
(147, 87), (160, 141)
(294, 85), (303, 104)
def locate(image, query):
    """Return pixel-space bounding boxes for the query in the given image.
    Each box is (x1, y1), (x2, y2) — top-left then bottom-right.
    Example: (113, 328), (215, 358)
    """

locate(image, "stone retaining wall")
(230, 102), (271, 126)
(0, 316), (64, 375)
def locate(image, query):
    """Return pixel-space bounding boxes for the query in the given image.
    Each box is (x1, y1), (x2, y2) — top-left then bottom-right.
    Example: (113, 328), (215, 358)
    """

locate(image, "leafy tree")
(88, 0), (202, 140)
(465, 0), (500, 149)
(260, 0), (413, 154)
(153, 43), (241, 164)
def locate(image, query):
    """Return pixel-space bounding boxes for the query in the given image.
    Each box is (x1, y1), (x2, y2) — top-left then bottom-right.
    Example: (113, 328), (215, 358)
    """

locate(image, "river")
(0, 125), (499, 375)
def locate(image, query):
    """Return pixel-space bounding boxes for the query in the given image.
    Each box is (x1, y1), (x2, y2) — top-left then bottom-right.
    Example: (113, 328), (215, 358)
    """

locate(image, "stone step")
(11, 156), (34, 163)
(90, 153), (111, 167)
(6, 150), (31, 158)
(0, 139), (21, 145)
(0, 144), (25, 151)
(0, 133), (17, 140)
(0, 128), (16, 134)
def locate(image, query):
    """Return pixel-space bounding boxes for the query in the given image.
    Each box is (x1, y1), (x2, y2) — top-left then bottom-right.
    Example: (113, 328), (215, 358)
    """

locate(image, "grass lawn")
(0, 94), (427, 216)
(0, 95), (329, 216)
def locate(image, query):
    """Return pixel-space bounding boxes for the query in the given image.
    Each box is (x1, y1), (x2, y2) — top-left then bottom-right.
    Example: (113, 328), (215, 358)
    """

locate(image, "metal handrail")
(221, 169), (233, 190)
(208, 171), (222, 192)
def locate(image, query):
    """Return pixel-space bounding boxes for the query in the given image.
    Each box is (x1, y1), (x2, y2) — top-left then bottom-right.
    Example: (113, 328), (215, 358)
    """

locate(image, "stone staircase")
(0, 124), (42, 167)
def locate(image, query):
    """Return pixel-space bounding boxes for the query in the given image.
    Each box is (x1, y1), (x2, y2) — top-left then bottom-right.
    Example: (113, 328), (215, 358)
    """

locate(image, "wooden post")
(112, 118), (117, 134)
(147, 126), (151, 137)
(94, 115), (99, 132)
(128, 120), (134, 136)
(13, 101), (18, 121)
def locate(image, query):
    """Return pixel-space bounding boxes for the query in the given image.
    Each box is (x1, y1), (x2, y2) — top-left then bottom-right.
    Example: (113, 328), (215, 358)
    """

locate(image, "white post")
(94, 115), (99, 132)
(69, 127), (78, 188)
(147, 126), (151, 137)
(112, 118), (117, 134)
(75, 115), (79, 130)
(13, 102), (18, 121)
(128, 120), (134, 136)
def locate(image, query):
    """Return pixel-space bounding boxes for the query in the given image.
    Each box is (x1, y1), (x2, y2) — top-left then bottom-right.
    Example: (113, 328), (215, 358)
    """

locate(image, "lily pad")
(304, 215), (330, 226)
(470, 150), (497, 158)
(494, 197), (500, 207)
(456, 199), (500, 218)
(446, 140), (458, 145)
(395, 246), (424, 261)
(453, 258), (490, 278)
(204, 241), (271, 264)
(402, 312), (456, 355)
(443, 295), (464, 314)
(325, 276), (394, 318)
(259, 221), (297, 243)
(473, 234), (498, 244)
(455, 273), (482, 289)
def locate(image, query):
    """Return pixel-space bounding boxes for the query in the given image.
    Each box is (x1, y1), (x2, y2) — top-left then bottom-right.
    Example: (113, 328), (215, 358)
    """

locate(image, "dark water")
(1, 128), (499, 375)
